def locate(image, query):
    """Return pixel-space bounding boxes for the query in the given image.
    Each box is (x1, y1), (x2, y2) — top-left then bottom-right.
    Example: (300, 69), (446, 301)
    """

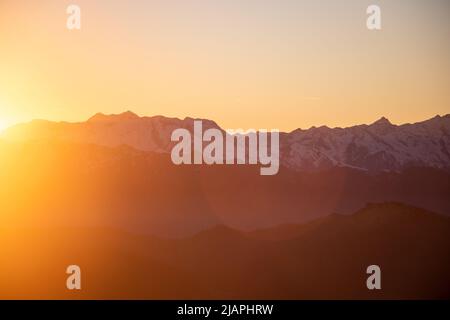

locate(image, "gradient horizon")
(1, 0), (449, 131)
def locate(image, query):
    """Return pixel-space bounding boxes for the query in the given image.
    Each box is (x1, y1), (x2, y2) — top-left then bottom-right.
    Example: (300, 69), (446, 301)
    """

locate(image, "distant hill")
(1, 140), (449, 237)
(1, 203), (449, 299)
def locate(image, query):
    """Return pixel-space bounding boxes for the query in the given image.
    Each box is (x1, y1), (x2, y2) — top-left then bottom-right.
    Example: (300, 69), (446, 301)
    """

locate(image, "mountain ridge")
(2, 202), (449, 299)
(2, 111), (450, 172)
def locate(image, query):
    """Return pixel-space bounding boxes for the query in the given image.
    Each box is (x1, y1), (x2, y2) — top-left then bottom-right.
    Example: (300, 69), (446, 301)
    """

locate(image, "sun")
(0, 119), (11, 133)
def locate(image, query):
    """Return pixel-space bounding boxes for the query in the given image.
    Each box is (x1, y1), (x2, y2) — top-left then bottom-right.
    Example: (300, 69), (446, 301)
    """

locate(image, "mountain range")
(1, 112), (450, 237)
(1, 112), (450, 299)
(2, 111), (450, 172)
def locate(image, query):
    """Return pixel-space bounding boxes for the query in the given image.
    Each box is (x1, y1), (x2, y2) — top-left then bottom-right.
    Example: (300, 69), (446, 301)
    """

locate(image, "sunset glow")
(1, 0), (450, 302)
(0, 0), (449, 130)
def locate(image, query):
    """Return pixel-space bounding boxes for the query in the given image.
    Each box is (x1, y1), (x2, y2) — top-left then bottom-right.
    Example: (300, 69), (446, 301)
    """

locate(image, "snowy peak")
(283, 114), (450, 172)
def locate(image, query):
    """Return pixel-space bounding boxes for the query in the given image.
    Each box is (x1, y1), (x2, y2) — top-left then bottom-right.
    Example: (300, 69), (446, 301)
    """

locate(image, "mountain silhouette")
(1, 138), (449, 237)
(1, 203), (449, 299)
(1, 139), (449, 237)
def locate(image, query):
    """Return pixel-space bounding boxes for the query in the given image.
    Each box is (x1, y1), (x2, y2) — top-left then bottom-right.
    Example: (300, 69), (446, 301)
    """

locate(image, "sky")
(0, 0), (449, 131)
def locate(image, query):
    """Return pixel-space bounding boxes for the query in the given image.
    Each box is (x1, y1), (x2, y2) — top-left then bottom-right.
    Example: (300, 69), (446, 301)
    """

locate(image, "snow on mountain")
(3, 111), (450, 172)
(282, 115), (450, 172)
(2, 111), (220, 153)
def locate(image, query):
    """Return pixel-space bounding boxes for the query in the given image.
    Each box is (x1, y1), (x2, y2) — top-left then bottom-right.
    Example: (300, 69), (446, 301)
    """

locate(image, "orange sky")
(0, 0), (449, 131)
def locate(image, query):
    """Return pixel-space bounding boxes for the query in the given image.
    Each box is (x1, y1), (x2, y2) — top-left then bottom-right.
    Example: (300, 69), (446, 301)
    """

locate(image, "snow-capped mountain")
(3, 111), (450, 172)
(2, 111), (220, 153)
(281, 115), (450, 172)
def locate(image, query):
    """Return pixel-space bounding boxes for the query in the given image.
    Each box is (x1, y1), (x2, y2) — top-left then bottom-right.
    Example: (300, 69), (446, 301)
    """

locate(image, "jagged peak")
(371, 116), (393, 126)
(428, 114), (450, 122)
(88, 111), (140, 122)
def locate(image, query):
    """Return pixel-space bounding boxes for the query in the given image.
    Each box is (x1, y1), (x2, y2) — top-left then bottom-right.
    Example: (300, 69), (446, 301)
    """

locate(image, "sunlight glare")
(0, 119), (10, 133)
